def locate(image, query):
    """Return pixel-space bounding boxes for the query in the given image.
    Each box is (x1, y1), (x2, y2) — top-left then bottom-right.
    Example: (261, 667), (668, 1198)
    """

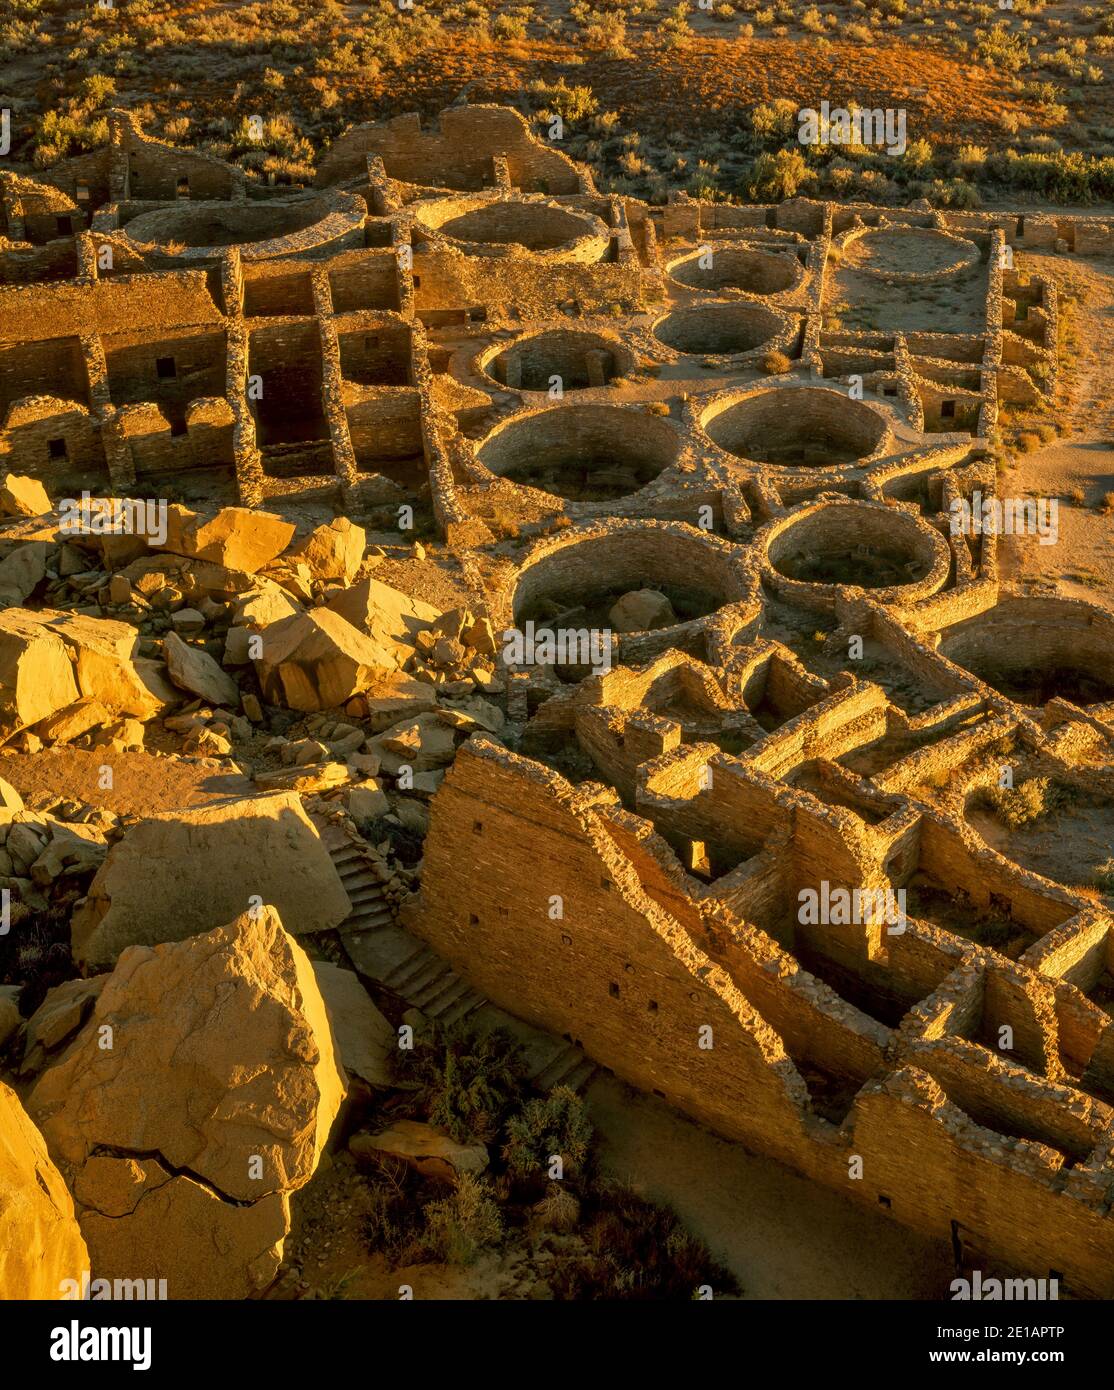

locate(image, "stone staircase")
(322, 826), (598, 1092)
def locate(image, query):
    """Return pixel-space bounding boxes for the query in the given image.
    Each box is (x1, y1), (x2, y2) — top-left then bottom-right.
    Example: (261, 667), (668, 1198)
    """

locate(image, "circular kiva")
(699, 385), (890, 468)
(652, 301), (792, 358)
(118, 192), (363, 261)
(478, 329), (637, 393)
(838, 227), (980, 283)
(509, 523), (754, 647)
(667, 244), (804, 297)
(412, 196), (609, 260)
(937, 597), (1114, 709)
(759, 501), (951, 611)
(475, 403), (680, 503)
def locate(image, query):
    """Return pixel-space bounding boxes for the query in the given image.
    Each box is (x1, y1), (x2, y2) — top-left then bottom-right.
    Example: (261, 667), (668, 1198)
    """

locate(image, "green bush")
(978, 777), (1064, 831)
(403, 1018), (528, 1144)
(502, 1086), (593, 1183)
(422, 1173), (504, 1265)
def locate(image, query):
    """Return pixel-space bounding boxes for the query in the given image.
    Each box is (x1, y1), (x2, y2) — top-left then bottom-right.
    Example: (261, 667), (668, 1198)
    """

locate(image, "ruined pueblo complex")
(1, 96), (1114, 1306)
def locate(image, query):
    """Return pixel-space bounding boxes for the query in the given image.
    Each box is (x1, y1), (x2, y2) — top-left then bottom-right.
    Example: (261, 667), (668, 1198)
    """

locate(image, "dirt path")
(585, 1075), (954, 1300)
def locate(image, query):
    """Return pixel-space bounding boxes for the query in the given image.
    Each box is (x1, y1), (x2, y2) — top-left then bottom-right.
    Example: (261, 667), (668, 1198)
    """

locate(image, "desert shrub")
(978, 777), (1064, 830)
(502, 1085), (593, 1183)
(403, 1017), (528, 1144)
(531, 1182), (581, 1233)
(747, 148), (813, 200)
(1093, 859), (1114, 894)
(421, 1173), (504, 1264)
(360, 1166), (428, 1265)
(548, 1182), (739, 1300)
(762, 349), (791, 374)
(975, 23), (1030, 73)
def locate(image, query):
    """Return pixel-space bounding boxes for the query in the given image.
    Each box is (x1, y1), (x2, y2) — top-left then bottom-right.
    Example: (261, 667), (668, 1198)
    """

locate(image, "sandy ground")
(0, 746), (254, 816)
(585, 1075), (955, 1300)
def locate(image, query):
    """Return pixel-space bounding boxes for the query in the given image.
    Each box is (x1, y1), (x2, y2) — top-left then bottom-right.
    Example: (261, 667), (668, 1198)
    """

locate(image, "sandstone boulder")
(0, 609), (79, 729)
(28, 906), (345, 1299)
(609, 588), (678, 632)
(253, 608), (398, 712)
(71, 791), (351, 966)
(0, 540), (50, 605)
(162, 630), (240, 708)
(36, 609), (175, 719)
(0, 1080), (89, 1299)
(157, 505), (295, 575)
(327, 576), (440, 663)
(20, 976), (106, 1076)
(289, 517), (365, 584)
(0, 474), (51, 518)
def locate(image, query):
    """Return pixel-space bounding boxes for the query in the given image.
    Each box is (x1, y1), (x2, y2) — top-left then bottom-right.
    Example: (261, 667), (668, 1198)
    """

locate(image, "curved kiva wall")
(118, 190), (365, 263)
(835, 226), (980, 285)
(412, 195), (610, 262)
(667, 244), (805, 298)
(653, 301), (794, 361)
(475, 403), (681, 503)
(478, 328), (637, 393)
(503, 521), (759, 667)
(759, 500), (952, 613)
(698, 385), (891, 469)
(937, 597), (1114, 709)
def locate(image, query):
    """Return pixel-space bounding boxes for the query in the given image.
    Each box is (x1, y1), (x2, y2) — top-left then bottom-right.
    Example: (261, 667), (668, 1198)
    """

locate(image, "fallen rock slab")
(254, 608), (399, 712)
(70, 791), (351, 966)
(350, 1119), (487, 1183)
(311, 961), (396, 1087)
(162, 630), (240, 708)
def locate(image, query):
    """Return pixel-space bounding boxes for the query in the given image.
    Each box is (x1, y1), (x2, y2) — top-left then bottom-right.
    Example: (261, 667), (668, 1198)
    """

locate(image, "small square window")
(560, 933), (572, 946)
(941, 400), (956, 419)
(156, 356), (177, 380)
(648, 1000), (658, 1013)
(608, 982), (620, 999)
(55, 216), (71, 237)
(601, 877), (612, 891)
(877, 1194), (892, 1209)
(472, 820), (483, 833)
(76, 183), (90, 203)
(47, 437), (68, 461)
(412, 274), (421, 288)
(468, 913), (479, 926)
(176, 177), (190, 199)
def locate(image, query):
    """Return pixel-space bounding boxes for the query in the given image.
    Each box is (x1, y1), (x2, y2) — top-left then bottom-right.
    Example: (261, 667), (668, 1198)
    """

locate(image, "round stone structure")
(478, 328), (636, 393)
(475, 403), (681, 503)
(759, 500), (952, 613)
(412, 195), (610, 262)
(938, 597), (1114, 708)
(837, 226), (980, 284)
(504, 521), (759, 672)
(667, 244), (804, 297)
(117, 190), (365, 263)
(653, 301), (792, 360)
(698, 385), (891, 469)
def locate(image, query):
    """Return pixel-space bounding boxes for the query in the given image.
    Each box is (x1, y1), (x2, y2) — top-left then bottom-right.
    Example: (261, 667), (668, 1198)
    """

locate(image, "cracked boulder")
(28, 905), (346, 1300)
(70, 791), (351, 967)
(0, 1080), (89, 1299)
(253, 607), (400, 712)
